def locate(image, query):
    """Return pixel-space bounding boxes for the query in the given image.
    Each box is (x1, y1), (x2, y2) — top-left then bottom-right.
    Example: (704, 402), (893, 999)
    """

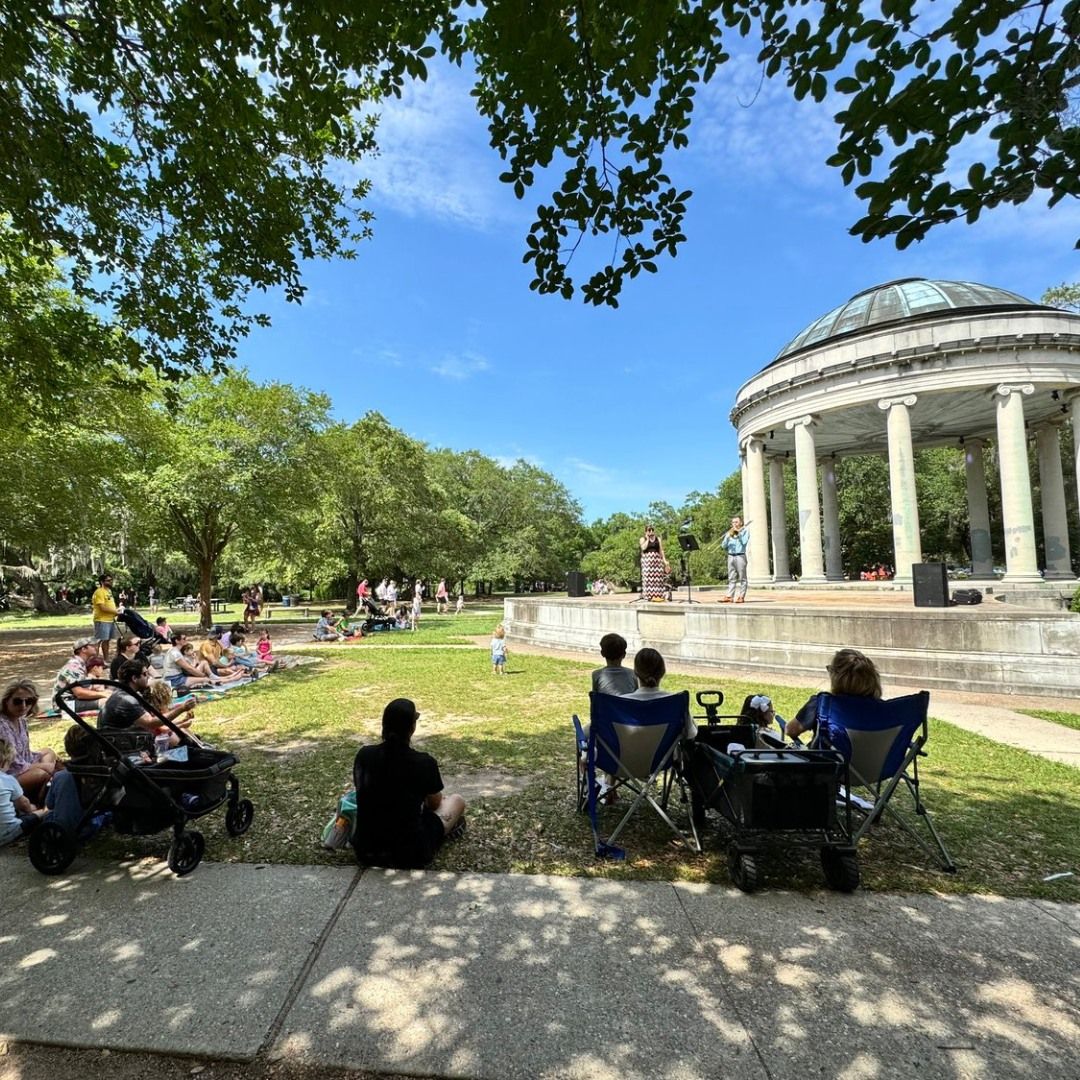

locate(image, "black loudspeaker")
(912, 562), (949, 607)
(566, 571), (587, 598)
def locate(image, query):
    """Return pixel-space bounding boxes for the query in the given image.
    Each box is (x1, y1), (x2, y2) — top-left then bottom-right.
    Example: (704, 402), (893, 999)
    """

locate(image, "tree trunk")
(1, 564), (77, 614)
(199, 559), (213, 630)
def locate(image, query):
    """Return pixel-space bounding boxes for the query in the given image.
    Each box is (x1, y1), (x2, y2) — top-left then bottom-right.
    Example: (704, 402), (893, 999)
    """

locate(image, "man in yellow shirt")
(91, 573), (119, 662)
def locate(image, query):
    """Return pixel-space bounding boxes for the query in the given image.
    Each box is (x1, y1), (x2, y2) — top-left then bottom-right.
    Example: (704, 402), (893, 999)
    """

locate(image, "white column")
(769, 457), (792, 581)
(877, 395), (922, 585)
(739, 449), (748, 524)
(1070, 394), (1080, 561)
(785, 415), (825, 582)
(994, 383), (1041, 583)
(1036, 423), (1073, 580)
(963, 438), (994, 578)
(743, 437), (771, 583)
(820, 458), (843, 580)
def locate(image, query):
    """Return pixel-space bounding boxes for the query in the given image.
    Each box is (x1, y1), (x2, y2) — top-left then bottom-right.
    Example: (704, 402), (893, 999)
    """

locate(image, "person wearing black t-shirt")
(98, 659), (195, 739)
(352, 698), (466, 869)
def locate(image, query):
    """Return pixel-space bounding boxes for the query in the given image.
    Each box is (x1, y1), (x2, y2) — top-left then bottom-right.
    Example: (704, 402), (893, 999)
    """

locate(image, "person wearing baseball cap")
(53, 638), (111, 708)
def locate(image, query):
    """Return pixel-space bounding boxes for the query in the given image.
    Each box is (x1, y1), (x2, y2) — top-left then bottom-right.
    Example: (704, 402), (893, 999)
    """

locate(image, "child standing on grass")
(491, 624), (508, 675)
(455, 592), (464, 615)
(410, 589), (422, 631)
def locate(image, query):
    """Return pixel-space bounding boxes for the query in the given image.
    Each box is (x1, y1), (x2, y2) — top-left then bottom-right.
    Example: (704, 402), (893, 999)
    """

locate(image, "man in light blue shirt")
(720, 515), (750, 603)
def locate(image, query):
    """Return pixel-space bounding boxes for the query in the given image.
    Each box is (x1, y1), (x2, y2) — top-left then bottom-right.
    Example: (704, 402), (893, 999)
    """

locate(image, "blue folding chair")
(815, 691), (956, 872)
(572, 690), (699, 859)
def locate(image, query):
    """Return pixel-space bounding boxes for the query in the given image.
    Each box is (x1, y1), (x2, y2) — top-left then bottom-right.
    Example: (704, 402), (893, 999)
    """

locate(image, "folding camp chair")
(815, 691), (956, 872)
(572, 690), (699, 859)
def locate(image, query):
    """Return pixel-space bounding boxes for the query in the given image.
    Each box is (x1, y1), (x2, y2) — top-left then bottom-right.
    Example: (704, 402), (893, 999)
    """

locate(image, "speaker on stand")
(566, 571), (588, 598)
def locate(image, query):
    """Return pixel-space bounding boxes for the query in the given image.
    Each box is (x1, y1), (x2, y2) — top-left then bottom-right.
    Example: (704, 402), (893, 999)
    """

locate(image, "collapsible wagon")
(686, 697), (859, 893)
(30, 680), (254, 877)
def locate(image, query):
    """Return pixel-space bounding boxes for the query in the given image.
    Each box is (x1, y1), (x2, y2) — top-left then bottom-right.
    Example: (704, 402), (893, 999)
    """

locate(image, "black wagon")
(29, 679), (254, 877)
(686, 693), (859, 893)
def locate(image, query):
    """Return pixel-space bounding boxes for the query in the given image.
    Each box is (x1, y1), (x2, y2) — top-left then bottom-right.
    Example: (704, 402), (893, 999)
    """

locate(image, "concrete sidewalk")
(1, 853), (1077, 1079)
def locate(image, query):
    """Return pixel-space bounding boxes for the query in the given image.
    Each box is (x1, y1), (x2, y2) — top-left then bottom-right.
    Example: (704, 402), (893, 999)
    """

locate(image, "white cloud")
(339, 61), (523, 231)
(431, 350), (490, 380)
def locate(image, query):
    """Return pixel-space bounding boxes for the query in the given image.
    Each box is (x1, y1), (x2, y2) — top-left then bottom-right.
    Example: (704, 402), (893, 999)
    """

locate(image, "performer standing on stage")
(638, 524), (670, 601)
(720, 515), (750, 603)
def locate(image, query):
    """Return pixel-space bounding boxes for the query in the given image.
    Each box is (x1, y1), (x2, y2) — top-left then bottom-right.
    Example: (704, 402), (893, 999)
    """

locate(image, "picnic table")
(170, 596), (230, 614)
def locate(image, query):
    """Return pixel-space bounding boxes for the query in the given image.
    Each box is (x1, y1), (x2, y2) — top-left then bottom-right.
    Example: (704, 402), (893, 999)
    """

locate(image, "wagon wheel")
(821, 847), (861, 893)
(28, 821), (77, 876)
(728, 849), (759, 893)
(167, 830), (205, 876)
(225, 798), (254, 837)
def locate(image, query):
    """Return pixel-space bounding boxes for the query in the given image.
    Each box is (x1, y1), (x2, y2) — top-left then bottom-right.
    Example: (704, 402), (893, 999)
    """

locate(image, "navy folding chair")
(816, 691), (956, 872)
(572, 690), (699, 859)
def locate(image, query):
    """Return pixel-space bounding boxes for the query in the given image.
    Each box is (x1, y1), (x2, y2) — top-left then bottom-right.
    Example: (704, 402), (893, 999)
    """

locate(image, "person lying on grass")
(351, 698), (466, 870)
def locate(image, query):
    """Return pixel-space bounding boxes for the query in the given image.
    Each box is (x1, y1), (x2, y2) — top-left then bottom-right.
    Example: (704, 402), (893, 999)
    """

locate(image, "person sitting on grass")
(333, 614), (360, 639)
(0, 738), (47, 847)
(109, 634), (143, 680)
(0, 680), (61, 809)
(99, 660), (195, 744)
(161, 633), (214, 691)
(591, 633), (637, 695)
(54, 638), (113, 710)
(225, 631), (272, 670)
(784, 648), (882, 759)
(198, 631), (244, 679)
(314, 610), (340, 642)
(351, 698), (466, 869)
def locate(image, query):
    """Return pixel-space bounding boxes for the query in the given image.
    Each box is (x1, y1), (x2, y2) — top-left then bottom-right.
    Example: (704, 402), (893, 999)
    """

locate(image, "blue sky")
(233, 50), (1079, 523)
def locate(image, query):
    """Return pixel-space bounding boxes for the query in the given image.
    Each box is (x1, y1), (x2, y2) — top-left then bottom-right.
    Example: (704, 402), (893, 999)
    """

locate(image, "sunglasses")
(11, 697), (37, 707)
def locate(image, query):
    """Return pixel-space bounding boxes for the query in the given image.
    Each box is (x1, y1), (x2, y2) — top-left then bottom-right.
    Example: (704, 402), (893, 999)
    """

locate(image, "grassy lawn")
(1023, 709), (1080, 733)
(27, 642), (1080, 901)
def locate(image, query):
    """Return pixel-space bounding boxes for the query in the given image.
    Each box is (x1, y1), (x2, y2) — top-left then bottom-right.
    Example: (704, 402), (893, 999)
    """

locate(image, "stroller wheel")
(728, 849), (759, 893)
(167, 830), (206, 876)
(225, 798), (254, 837)
(28, 821), (77, 876)
(821, 847), (861, 893)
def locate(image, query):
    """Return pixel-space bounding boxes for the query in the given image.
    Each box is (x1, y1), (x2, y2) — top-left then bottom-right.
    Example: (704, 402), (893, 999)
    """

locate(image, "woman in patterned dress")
(638, 524), (670, 601)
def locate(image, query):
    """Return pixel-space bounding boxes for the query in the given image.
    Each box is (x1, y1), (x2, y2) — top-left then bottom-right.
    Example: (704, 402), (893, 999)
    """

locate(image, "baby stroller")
(30, 680), (254, 877)
(116, 606), (156, 638)
(357, 595), (398, 633)
(686, 692), (859, 893)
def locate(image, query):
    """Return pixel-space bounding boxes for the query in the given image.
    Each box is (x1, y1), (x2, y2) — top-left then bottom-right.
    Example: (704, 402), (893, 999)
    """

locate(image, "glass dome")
(773, 278), (1042, 363)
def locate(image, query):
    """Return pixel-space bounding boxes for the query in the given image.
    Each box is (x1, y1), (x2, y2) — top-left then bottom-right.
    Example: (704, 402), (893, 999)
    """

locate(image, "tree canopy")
(1, 0), (1075, 375)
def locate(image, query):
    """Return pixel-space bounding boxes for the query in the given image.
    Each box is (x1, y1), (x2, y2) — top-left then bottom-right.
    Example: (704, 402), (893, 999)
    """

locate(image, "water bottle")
(154, 730), (171, 758)
(180, 792), (203, 811)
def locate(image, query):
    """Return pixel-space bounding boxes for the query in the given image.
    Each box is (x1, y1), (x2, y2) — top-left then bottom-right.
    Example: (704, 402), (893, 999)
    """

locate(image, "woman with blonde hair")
(785, 648), (882, 754)
(0, 679), (60, 808)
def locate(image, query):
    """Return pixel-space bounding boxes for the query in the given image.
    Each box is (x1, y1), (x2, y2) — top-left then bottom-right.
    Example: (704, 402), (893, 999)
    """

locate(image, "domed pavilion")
(730, 278), (1080, 585)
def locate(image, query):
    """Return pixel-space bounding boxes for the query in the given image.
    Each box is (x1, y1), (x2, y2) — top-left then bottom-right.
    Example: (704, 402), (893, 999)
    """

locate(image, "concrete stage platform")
(504, 583), (1080, 699)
